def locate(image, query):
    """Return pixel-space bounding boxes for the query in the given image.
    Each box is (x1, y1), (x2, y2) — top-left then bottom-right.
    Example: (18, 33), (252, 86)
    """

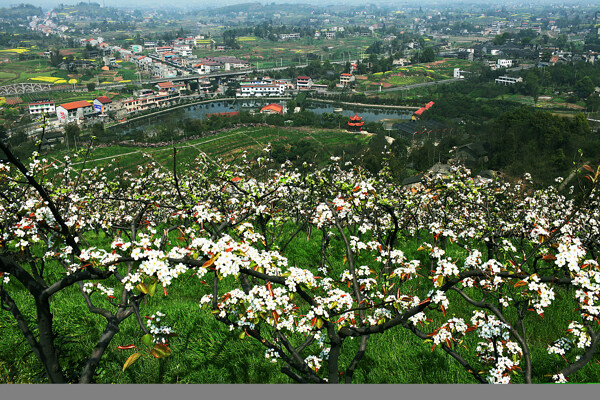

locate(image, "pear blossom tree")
(0, 142), (189, 383)
(1, 138), (600, 384)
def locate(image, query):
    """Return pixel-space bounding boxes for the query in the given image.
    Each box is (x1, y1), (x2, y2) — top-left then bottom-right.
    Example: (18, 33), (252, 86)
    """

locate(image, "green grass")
(2, 227), (598, 383)
(191, 36), (373, 68)
(49, 126), (368, 175)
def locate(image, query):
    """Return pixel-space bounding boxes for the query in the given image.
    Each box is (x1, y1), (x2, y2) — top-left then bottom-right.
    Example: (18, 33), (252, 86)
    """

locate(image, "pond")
(109, 99), (413, 136)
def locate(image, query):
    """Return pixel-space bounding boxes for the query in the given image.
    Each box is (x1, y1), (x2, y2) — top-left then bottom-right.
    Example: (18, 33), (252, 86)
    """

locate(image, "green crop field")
(47, 126), (369, 174)
(356, 58), (478, 91)
(193, 36), (374, 68)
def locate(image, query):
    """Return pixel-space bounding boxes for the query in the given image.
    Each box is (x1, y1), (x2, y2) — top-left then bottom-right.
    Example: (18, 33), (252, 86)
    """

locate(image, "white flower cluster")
(392, 260), (420, 280)
(526, 274), (555, 315)
(366, 308), (393, 325)
(236, 222), (265, 243)
(82, 282), (114, 297)
(434, 258), (459, 283)
(190, 235), (288, 278)
(146, 311), (174, 344)
(111, 237), (132, 251)
(573, 260), (600, 320)
(304, 355), (322, 372)
(555, 238), (586, 273)
(428, 290), (449, 309)
(312, 203), (333, 228)
(264, 348), (280, 363)
(431, 318), (468, 346)
(470, 311), (522, 384)
(547, 337), (572, 356)
(286, 267), (316, 292)
(138, 253), (187, 287)
(121, 273), (142, 292)
(552, 373), (568, 383)
(471, 311), (510, 340)
(191, 202), (223, 224)
(464, 249), (482, 269)
(315, 288), (353, 313)
(566, 321), (592, 349)
(479, 259), (503, 275)
(478, 353), (519, 384)
(78, 246), (122, 272)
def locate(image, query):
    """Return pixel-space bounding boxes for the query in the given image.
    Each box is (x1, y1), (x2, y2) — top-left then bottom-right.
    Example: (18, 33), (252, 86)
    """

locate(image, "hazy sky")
(5, 0), (596, 11)
(2, 0), (597, 11)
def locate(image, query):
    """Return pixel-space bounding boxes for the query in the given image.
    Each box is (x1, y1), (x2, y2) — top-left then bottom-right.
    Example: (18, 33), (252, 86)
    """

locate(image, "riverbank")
(309, 98), (420, 110)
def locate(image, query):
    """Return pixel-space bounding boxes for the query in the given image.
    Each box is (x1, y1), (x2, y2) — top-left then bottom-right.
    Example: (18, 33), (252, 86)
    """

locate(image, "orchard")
(1, 140), (600, 384)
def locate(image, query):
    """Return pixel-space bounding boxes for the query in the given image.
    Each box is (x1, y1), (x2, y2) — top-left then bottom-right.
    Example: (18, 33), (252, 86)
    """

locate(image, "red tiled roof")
(341, 73), (352, 77)
(349, 113), (363, 121)
(297, 76), (310, 80)
(95, 96), (112, 104)
(157, 82), (175, 88)
(59, 100), (92, 111)
(414, 107), (426, 116)
(260, 103), (283, 113)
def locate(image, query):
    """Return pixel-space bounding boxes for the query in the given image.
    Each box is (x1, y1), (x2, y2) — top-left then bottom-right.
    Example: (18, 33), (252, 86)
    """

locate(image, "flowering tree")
(1, 139), (600, 384)
(0, 142), (182, 383)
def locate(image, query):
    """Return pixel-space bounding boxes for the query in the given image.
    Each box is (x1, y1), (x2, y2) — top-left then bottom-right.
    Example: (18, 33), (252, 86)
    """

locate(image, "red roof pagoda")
(347, 113), (364, 132)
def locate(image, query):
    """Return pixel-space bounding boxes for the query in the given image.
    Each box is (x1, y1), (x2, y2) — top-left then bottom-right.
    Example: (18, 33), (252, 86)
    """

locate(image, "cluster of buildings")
(69, 35), (250, 80)
(27, 14), (69, 35)
(235, 72), (359, 97)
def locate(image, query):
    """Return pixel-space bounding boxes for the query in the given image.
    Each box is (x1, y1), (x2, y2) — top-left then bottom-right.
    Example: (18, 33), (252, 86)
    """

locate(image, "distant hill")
(0, 4), (43, 19)
(207, 2), (322, 14)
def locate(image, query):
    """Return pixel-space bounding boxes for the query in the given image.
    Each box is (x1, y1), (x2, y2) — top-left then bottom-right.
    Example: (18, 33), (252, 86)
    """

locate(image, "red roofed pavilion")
(347, 113), (364, 132)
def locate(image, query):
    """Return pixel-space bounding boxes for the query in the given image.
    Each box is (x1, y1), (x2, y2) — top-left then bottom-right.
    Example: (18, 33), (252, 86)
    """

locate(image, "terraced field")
(50, 126), (368, 174)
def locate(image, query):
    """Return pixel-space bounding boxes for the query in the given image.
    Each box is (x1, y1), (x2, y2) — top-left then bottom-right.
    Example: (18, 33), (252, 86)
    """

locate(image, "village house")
(155, 46), (172, 54)
(133, 89), (154, 97)
(279, 33), (301, 40)
(296, 75), (312, 90)
(193, 61), (222, 74)
(28, 100), (55, 115)
(312, 84), (328, 93)
(199, 57), (249, 70)
(56, 100), (95, 124)
(156, 81), (186, 94)
(237, 81), (286, 97)
(93, 96), (114, 115)
(339, 73), (355, 86)
(495, 76), (523, 85)
(173, 44), (192, 57)
(122, 93), (181, 114)
(496, 59), (513, 68)
(198, 79), (212, 93)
